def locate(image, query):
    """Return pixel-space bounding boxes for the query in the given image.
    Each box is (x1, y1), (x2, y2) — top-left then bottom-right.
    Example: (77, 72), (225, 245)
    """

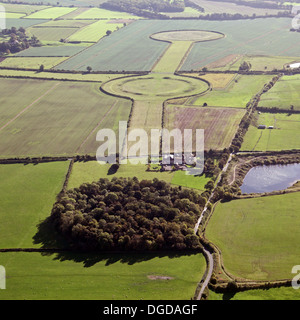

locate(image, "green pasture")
(189, 75), (271, 108)
(27, 26), (78, 42)
(0, 57), (68, 69)
(209, 287), (300, 300)
(241, 112), (300, 151)
(67, 20), (124, 42)
(206, 192), (300, 281)
(226, 55), (300, 72)
(25, 7), (78, 19)
(68, 161), (210, 192)
(152, 41), (192, 73)
(0, 2), (49, 14)
(0, 162), (68, 249)
(0, 251), (205, 300)
(0, 79), (131, 157)
(0, 69), (125, 81)
(14, 45), (87, 57)
(258, 75), (300, 111)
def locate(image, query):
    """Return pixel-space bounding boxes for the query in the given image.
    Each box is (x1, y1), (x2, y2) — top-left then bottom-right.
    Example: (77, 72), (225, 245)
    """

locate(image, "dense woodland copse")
(51, 177), (207, 252)
(0, 27), (41, 54)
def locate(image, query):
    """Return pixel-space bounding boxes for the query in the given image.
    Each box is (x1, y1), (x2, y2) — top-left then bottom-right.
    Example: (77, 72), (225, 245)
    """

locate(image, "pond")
(240, 163), (300, 194)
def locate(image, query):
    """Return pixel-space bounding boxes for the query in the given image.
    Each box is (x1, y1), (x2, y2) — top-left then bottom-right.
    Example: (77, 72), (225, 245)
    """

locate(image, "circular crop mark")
(120, 76), (197, 97)
(151, 30), (224, 42)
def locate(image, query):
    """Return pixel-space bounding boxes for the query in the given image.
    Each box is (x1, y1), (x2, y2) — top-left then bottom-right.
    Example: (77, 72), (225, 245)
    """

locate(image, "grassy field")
(0, 162), (68, 249)
(224, 55), (300, 72)
(39, 19), (94, 28)
(152, 41), (192, 73)
(181, 18), (300, 71)
(209, 287), (300, 300)
(25, 7), (78, 19)
(67, 20), (124, 42)
(0, 79), (131, 157)
(0, 57), (68, 69)
(0, 251), (206, 300)
(258, 75), (300, 111)
(189, 75), (271, 108)
(4, 18), (49, 29)
(27, 26), (79, 42)
(68, 161), (210, 192)
(164, 105), (245, 150)
(206, 192), (300, 281)
(184, 72), (237, 89)
(0, 68), (126, 81)
(241, 112), (300, 151)
(14, 45), (87, 57)
(0, 2), (49, 14)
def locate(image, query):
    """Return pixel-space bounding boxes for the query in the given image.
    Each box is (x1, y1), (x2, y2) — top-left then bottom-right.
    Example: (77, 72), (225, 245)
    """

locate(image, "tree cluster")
(51, 177), (207, 252)
(0, 27), (41, 54)
(101, 0), (184, 18)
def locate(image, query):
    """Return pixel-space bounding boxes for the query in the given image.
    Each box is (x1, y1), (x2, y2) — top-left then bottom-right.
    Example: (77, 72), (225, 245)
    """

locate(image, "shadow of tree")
(33, 217), (199, 268)
(222, 292), (236, 300)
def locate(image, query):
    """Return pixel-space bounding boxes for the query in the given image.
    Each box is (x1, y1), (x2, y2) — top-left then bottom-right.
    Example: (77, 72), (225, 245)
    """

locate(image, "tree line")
(51, 177), (207, 252)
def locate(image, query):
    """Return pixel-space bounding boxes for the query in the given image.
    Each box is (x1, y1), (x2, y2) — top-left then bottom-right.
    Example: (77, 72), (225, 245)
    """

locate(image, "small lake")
(240, 163), (300, 194)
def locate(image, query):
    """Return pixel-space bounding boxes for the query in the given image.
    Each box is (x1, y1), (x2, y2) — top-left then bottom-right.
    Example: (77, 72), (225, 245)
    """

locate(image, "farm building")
(258, 125), (267, 129)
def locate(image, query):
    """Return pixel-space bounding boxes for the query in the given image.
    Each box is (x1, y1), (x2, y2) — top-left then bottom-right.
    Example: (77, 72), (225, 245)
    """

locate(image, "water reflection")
(241, 163), (300, 194)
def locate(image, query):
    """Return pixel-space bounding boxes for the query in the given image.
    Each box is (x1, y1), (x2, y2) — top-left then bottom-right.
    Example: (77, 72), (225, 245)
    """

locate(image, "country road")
(194, 153), (233, 300)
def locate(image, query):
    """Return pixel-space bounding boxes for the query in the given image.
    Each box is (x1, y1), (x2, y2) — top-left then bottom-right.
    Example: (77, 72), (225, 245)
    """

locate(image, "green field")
(0, 57), (68, 69)
(27, 26), (79, 42)
(241, 112), (300, 151)
(0, 162), (68, 249)
(224, 55), (300, 72)
(0, 2), (50, 14)
(68, 161), (210, 192)
(206, 192), (300, 281)
(258, 75), (300, 111)
(0, 79), (131, 157)
(14, 45), (87, 57)
(209, 287), (300, 300)
(67, 20), (124, 42)
(0, 251), (205, 300)
(189, 75), (271, 108)
(25, 7), (78, 19)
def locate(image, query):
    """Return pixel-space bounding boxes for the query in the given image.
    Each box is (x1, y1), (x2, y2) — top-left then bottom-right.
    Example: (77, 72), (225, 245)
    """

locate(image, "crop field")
(4, 18), (49, 29)
(188, 75), (271, 108)
(191, 0), (287, 15)
(241, 112), (300, 151)
(0, 162), (68, 249)
(40, 19), (94, 28)
(258, 75), (300, 111)
(25, 7), (78, 20)
(164, 105), (245, 150)
(0, 69), (125, 82)
(206, 192), (300, 281)
(0, 79), (131, 157)
(66, 20), (124, 43)
(0, 251), (206, 300)
(14, 45), (87, 57)
(184, 72), (237, 89)
(26, 26), (79, 42)
(0, 2), (50, 14)
(0, 57), (68, 69)
(54, 18), (300, 72)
